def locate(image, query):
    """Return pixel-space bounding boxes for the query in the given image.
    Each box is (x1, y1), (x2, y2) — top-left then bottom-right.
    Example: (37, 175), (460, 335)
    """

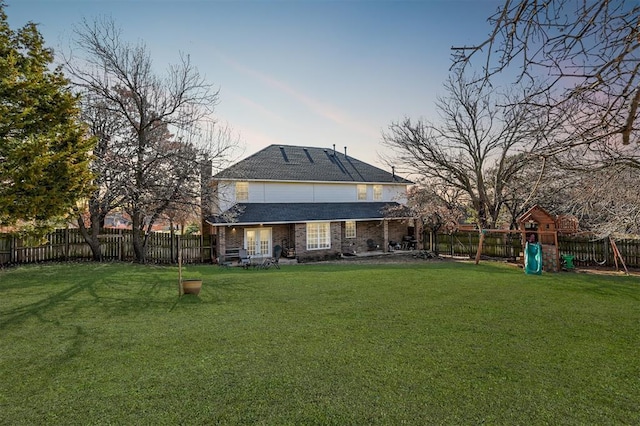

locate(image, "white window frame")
(345, 221), (356, 239)
(357, 184), (367, 201)
(236, 181), (249, 201)
(244, 227), (272, 256)
(307, 222), (331, 250)
(373, 184), (383, 201)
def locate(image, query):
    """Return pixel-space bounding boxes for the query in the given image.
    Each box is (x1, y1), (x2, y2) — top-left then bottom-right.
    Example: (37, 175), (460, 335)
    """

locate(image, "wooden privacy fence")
(2, 228), (639, 269)
(436, 232), (640, 269)
(436, 232), (523, 260)
(0, 228), (212, 266)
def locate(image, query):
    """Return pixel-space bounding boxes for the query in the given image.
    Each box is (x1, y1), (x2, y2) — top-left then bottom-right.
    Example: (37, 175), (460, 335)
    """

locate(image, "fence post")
(65, 227), (70, 260)
(450, 234), (454, 256)
(200, 233), (204, 263)
(118, 229), (123, 261)
(9, 235), (18, 263)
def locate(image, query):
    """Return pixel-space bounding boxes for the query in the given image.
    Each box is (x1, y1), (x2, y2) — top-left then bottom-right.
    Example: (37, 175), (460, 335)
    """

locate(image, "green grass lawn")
(1, 260), (638, 425)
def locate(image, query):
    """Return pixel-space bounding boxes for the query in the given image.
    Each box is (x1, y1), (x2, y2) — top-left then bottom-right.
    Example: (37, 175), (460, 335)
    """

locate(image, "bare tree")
(382, 72), (547, 229)
(75, 94), (128, 260)
(452, 0), (639, 150)
(561, 166), (640, 237)
(552, 139), (640, 236)
(66, 17), (237, 262)
(497, 154), (554, 228)
(405, 185), (464, 254)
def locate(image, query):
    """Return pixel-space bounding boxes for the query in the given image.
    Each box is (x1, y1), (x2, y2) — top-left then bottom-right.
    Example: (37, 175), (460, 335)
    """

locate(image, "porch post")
(218, 227), (226, 262)
(383, 219), (389, 252)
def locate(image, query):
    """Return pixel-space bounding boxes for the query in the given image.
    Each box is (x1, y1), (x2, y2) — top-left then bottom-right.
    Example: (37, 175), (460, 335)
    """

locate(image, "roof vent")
(324, 149), (336, 164)
(303, 147), (314, 163)
(344, 146), (347, 157)
(279, 146), (289, 162)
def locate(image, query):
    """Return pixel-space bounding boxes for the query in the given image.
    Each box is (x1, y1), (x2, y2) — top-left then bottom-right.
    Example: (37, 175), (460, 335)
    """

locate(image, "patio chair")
(238, 249), (251, 269)
(250, 256), (271, 269)
(272, 245), (282, 269)
(367, 239), (378, 251)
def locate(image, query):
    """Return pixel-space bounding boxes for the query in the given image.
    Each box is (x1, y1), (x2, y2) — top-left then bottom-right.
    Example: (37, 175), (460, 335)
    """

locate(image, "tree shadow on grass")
(169, 293), (204, 311)
(0, 278), (97, 330)
(0, 274), (184, 330)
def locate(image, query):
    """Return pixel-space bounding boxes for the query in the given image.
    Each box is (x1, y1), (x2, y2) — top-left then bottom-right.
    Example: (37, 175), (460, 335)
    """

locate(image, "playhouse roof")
(517, 205), (556, 225)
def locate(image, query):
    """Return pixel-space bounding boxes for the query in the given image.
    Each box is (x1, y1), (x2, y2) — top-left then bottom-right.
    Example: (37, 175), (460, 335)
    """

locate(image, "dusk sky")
(6, 0), (504, 170)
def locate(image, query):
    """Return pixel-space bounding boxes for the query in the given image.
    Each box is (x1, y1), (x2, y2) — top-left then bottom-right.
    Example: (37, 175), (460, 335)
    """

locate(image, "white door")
(244, 228), (272, 256)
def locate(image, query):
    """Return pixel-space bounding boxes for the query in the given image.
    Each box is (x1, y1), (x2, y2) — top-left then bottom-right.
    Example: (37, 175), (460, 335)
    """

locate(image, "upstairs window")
(345, 221), (356, 238)
(235, 181), (248, 201)
(357, 184), (367, 201)
(373, 185), (383, 201)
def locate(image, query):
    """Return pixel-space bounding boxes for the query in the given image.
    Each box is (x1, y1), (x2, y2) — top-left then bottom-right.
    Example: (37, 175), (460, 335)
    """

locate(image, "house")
(204, 144), (414, 262)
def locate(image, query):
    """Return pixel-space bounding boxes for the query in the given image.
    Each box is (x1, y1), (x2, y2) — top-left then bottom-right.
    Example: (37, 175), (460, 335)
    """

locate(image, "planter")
(181, 279), (202, 296)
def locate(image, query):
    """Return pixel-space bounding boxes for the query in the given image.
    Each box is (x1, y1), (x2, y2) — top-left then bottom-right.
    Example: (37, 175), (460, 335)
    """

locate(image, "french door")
(244, 228), (272, 256)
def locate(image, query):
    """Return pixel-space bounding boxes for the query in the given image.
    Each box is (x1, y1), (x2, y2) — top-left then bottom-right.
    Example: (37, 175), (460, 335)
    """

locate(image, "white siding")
(215, 179), (408, 208)
(247, 182), (265, 202)
(312, 183), (357, 202)
(263, 182), (314, 202)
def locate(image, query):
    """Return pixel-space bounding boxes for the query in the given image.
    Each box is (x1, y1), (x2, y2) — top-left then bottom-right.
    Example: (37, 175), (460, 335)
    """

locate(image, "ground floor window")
(307, 222), (331, 250)
(345, 220), (356, 238)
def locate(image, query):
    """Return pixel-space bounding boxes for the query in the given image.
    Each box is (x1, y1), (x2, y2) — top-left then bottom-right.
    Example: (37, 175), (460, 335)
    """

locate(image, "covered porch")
(206, 202), (417, 264)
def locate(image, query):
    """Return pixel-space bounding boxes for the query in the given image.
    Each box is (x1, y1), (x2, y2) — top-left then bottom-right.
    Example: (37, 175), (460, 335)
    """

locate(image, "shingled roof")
(206, 202), (411, 226)
(214, 144), (412, 184)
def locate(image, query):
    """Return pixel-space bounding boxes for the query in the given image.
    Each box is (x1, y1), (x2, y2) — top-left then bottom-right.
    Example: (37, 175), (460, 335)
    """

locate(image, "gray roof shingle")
(206, 202), (410, 225)
(214, 144), (412, 184)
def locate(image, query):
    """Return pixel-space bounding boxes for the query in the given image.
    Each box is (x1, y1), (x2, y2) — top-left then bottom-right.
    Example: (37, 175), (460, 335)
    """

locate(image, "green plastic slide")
(524, 242), (543, 275)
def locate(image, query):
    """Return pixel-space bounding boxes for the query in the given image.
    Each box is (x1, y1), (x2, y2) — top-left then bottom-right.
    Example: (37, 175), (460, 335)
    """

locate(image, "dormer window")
(236, 181), (248, 201)
(357, 184), (367, 201)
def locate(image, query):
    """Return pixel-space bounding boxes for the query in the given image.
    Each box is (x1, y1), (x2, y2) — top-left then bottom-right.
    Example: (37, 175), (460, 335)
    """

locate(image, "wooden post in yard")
(554, 230), (560, 272)
(475, 231), (485, 265)
(609, 236), (629, 275)
(178, 234), (183, 295)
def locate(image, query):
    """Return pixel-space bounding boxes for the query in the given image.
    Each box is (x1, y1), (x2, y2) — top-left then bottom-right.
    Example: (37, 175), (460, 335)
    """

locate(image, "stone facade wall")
(541, 244), (559, 272)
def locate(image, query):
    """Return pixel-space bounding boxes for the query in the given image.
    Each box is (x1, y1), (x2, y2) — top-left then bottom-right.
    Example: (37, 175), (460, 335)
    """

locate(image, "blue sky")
(6, 0), (503, 168)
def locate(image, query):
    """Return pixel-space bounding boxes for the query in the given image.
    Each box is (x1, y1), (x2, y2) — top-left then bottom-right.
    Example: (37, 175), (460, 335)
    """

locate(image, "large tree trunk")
(77, 215), (102, 261)
(131, 213), (148, 263)
(76, 190), (114, 261)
